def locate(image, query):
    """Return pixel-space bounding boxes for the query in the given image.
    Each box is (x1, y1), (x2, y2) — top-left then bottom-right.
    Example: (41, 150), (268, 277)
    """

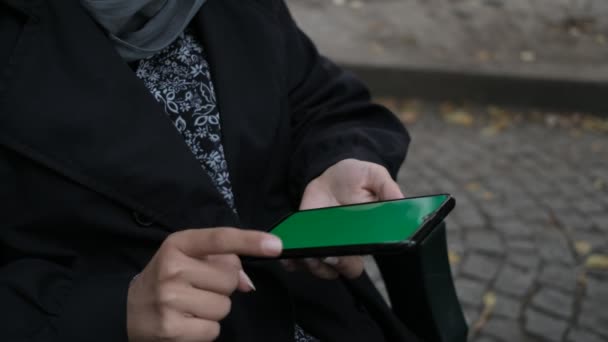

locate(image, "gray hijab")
(81, 0), (206, 61)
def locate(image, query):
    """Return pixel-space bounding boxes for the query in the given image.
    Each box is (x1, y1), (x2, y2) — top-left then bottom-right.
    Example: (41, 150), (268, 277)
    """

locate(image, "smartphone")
(267, 194), (455, 259)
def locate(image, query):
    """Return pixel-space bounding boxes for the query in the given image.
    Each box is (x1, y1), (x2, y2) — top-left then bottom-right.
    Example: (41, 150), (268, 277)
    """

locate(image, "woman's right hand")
(126, 227), (283, 342)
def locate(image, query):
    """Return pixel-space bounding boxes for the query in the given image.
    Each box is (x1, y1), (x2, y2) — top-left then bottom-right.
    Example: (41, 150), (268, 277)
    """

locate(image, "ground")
(364, 101), (608, 342)
(287, 0), (608, 81)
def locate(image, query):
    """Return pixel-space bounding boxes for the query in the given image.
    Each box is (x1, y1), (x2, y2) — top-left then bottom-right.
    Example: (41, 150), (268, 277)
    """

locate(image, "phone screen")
(270, 194), (452, 250)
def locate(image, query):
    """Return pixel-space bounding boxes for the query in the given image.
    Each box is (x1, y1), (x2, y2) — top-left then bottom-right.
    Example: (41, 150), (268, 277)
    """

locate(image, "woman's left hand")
(282, 159), (404, 280)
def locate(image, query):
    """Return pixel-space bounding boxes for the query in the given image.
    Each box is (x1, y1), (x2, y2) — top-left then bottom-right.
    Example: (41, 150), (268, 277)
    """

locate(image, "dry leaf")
(574, 241), (592, 256)
(476, 50), (492, 62)
(586, 254), (608, 270)
(472, 291), (497, 334)
(444, 111), (474, 126)
(448, 251), (461, 265)
(520, 50), (536, 62)
(466, 182), (482, 192)
(400, 111), (420, 125)
(482, 191), (495, 200)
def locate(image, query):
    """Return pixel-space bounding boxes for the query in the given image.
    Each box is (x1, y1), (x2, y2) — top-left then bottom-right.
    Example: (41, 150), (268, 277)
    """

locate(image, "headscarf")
(81, 0), (206, 61)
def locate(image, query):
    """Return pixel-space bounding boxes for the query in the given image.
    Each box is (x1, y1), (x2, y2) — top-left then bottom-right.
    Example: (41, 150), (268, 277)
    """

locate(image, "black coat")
(0, 0), (414, 341)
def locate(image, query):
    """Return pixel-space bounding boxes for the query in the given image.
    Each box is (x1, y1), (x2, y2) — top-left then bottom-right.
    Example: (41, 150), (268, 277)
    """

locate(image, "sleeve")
(276, 1), (411, 200)
(0, 256), (136, 341)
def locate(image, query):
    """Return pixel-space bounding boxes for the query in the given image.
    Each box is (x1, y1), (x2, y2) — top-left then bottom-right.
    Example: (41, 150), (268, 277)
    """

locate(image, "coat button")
(132, 211), (154, 227)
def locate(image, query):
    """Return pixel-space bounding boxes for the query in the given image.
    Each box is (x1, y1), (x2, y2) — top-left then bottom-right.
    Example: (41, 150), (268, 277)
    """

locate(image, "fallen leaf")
(465, 182), (481, 192)
(593, 179), (605, 190)
(482, 191), (495, 200)
(520, 50), (536, 62)
(400, 110), (420, 125)
(448, 251), (461, 265)
(585, 254), (608, 270)
(444, 110), (474, 126)
(483, 291), (497, 308)
(574, 241), (592, 256)
(476, 50), (492, 62)
(471, 291), (497, 334)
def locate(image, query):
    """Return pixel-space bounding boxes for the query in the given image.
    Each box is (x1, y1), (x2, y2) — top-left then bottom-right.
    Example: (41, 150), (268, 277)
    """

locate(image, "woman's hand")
(127, 228), (282, 342)
(283, 159), (404, 280)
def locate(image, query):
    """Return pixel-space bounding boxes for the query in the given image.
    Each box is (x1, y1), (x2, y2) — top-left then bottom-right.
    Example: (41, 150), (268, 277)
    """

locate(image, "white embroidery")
(136, 30), (235, 209)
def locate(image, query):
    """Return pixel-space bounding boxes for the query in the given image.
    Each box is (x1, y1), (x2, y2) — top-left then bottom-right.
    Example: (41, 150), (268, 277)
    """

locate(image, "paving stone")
(506, 239), (537, 253)
(492, 294), (522, 320)
(538, 265), (579, 292)
(567, 328), (606, 342)
(461, 253), (501, 282)
(381, 101), (608, 339)
(590, 212), (608, 233)
(506, 253), (540, 271)
(482, 317), (532, 342)
(455, 278), (487, 308)
(554, 212), (594, 232)
(530, 287), (574, 319)
(574, 198), (607, 215)
(465, 231), (505, 256)
(479, 201), (516, 220)
(524, 308), (568, 342)
(570, 231), (608, 254)
(454, 208), (487, 230)
(586, 277), (608, 303)
(578, 299), (608, 338)
(494, 265), (535, 298)
(493, 220), (534, 238)
(537, 240), (576, 265)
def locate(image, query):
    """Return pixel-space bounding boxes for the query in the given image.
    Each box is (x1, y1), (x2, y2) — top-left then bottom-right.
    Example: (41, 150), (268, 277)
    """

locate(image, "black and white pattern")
(136, 29), (235, 209)
(135, 29), (319, 342)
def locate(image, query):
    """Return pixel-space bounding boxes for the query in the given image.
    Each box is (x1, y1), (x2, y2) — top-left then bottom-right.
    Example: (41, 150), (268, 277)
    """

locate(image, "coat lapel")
(0, 0), (235, 230)
(0, 0), (283, 230)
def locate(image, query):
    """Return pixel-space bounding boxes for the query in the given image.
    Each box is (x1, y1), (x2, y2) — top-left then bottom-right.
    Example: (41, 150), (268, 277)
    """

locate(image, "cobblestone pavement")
(287, 0), (608, 81)
(364, 101), (608, 342)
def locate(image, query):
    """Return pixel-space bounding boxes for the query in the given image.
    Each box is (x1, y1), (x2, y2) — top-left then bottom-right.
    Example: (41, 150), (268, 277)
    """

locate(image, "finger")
(167, 227), (283, 259)
(322, 256), (364, 279)
(303, 258), (339, 280)
(157, 312), (221, 342)
(164, 255), (242, 295)
(367, 167), (403, 200)
(160, 284), (232, 321)
(206, 255), (255, 292)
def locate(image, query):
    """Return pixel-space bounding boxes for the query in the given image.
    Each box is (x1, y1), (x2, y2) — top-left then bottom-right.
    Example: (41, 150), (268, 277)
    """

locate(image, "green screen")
(271, 195), (450, 249)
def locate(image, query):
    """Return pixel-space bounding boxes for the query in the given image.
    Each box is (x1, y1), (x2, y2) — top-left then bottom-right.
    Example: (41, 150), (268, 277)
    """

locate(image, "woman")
(0, 0), (416, 341)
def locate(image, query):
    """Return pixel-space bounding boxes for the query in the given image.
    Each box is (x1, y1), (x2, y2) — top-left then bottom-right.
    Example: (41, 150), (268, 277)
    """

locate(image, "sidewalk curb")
(342, 64), (608, 114)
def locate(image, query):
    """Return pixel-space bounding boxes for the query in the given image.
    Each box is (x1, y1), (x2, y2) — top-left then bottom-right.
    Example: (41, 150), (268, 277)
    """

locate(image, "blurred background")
(286, 1), (608, 341)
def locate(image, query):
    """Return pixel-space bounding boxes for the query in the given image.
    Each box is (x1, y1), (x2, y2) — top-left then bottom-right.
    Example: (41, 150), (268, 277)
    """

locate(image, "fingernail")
(323, 257), (340, 266)
(261, 236), (283, 254)
(239, 270), (256, 291)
